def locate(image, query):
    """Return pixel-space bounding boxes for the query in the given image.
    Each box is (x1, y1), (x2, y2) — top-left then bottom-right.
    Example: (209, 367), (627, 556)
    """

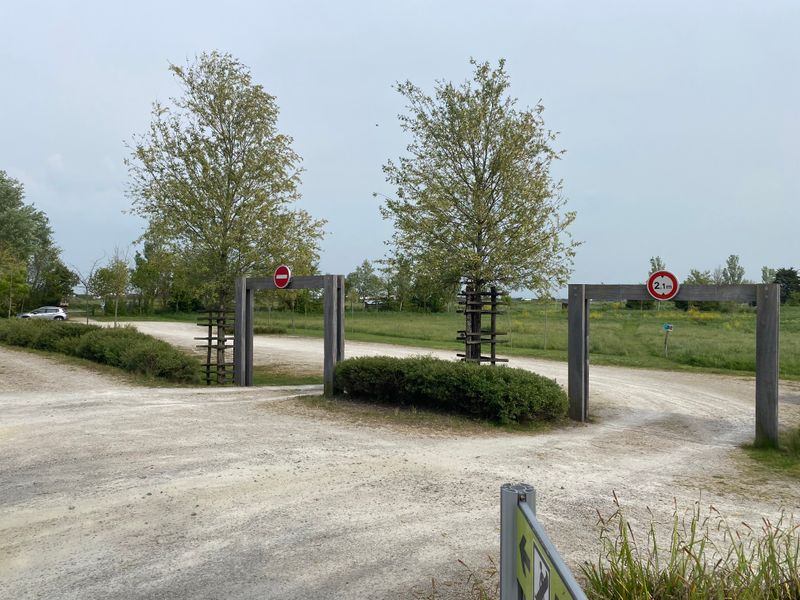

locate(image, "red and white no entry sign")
(647, 270), (679, 301)
(274, 265), (292, 289)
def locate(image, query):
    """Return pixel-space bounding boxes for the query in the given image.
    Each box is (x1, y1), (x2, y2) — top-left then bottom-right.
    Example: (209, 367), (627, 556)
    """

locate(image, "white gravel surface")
(2, 322), (800, 599)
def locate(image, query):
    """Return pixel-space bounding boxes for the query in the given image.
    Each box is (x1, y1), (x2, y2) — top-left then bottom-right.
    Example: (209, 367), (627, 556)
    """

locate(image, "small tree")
(380, 59), (577, 356)
(649, 256), (666, 274)
(72, 257), (103, 324)
(762, 266), (777, 285)
(92, 253), (130, 326)
(346, 260), (383, 308)
(774, 267), (800, 304)
(0, 247), (30, 317)
(128, 52), (325, 309)
(380, 58), (577, 296)
(721, 254), (745, 285)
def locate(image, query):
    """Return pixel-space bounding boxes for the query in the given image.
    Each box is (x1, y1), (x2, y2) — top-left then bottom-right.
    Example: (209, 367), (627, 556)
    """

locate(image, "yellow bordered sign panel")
(516, 505), (585, 600)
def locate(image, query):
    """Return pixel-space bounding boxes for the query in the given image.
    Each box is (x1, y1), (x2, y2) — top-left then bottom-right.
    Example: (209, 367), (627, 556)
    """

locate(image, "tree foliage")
(92, 252), (130, 326)
(649, 256), (666, 274)
(127, 52), (325, 308)
(721, 254), (745, 285)
(774, 267), (799, 304)
(380, 59), (577, 294)
(346, 260), (383, 305)
(0, 170), (75, 311)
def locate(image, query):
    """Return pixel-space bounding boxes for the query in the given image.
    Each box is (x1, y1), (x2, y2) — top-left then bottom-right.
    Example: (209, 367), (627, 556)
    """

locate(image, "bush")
(0, 319), (100, 351)
(71, 327), (199, 382)
(333, 356), (567, 424)
(0, 319), (199, 383)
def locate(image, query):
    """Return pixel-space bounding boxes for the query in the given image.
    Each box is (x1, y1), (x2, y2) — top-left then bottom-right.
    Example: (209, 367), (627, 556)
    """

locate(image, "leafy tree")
(774, 267), (800, 304)
(721, 254), (745, 285)
(685, 269), (713, 285)
(0, 170), (74, 310)
(379, 255), (414, 311)
(72, 257), (103, 324)
(35, 261), (78, 306)
(130, 239), (176, 312)
(649, 256), (666, 274)
(92, 252), (130, 326)
(675, 269), (718, 311)
(346, 260), (383, 307)
(761, 266), (777, 285)
(127, 52), (325, 309)
(0, 248), (30, 317)
(379, 58), (577, 296)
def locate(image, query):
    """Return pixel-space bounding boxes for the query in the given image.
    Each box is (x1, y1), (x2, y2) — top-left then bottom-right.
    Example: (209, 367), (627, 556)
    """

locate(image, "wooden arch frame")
(233, 274), (345, 396)
(567, 283), (780, 446)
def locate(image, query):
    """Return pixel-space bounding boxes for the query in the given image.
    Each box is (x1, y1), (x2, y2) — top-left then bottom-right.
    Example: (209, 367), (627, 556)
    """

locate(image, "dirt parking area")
(2, 325), (800, 599)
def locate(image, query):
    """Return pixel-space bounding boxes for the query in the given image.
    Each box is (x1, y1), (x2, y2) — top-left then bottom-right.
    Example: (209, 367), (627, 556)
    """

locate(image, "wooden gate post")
(568, 284), (587, 422)
(323, 275), (339, 397)
(234, 277), (246, 386)
(336, 275), (345, 362)
(755, 284), (780, 447)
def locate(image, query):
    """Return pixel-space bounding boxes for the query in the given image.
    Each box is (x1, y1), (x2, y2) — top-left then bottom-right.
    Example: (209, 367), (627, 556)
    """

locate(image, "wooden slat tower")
(456, 284), (508, 365)
(196, 308), (235, 384)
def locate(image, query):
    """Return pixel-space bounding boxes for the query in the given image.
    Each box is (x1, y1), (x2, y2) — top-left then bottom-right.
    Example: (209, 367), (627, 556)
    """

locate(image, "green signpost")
(501, 483), (587, 600)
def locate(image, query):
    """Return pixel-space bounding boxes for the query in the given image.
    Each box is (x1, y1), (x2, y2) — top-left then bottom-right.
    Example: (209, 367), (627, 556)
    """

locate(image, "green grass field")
(89, 301), (800, 379)
(252, 301), (800, 378)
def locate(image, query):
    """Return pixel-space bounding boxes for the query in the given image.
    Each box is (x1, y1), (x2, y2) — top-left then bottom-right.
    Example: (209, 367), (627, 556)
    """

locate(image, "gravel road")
(2, 322), (800, 599)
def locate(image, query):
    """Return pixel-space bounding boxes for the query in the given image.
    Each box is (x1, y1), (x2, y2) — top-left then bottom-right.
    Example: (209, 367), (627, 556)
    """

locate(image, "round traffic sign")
(647, 270), (679, 301)
(274, 265), (292, 289)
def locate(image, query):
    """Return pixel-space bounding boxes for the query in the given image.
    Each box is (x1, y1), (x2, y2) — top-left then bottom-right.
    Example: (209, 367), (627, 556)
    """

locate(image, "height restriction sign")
(646, 270), (679, 301)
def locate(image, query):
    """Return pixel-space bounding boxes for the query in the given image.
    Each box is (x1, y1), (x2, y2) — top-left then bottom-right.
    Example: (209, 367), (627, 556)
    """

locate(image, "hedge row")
(334, 356), (567, 424)
(0, 319), (200, 383)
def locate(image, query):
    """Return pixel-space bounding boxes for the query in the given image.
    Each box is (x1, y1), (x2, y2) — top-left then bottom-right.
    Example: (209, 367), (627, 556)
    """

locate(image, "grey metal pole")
(500, 483), (535, 600)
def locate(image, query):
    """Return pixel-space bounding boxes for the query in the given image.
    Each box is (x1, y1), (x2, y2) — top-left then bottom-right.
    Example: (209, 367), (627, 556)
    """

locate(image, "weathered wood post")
(234, 277), (246, 386)
(323, 275), (339, 397)
(567, 284), (586, 422)
(245, 286), (254, 386)
(755, 283), (780, 447)
(336, 275), (345, 362)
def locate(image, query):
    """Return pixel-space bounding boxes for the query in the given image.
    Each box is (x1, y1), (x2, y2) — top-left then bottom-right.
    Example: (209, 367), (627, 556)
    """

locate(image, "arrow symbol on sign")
(519, 535), (531, 577)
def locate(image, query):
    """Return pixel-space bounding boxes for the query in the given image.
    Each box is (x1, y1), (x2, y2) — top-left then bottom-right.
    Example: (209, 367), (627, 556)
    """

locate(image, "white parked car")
(17, 306), (68, 320)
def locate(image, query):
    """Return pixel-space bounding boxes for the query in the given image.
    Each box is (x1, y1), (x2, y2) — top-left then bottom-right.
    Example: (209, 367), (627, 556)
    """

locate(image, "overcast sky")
(1, 0), (797, 296)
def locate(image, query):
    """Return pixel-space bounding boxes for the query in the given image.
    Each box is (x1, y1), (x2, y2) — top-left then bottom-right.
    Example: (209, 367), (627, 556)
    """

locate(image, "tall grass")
(583, 494), (800, 599)
(252, 303), (800, 378)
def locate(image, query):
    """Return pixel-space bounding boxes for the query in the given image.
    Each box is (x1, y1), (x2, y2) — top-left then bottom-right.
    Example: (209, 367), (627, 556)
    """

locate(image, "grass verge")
(743, 428), (800, 479)
(582, 495), (800, 599)
(251, 365), (323, 386)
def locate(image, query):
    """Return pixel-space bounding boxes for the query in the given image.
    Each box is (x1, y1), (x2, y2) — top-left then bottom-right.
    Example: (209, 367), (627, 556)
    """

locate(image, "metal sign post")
(663, 323), (673, 357)
(500, 483), (587, 600)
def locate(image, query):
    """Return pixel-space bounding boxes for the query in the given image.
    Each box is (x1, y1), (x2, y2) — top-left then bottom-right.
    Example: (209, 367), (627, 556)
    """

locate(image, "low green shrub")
(0, 319), (199, 383)
(0, 318), (99, 351)
(333, 356), (567, 424)
(71, 327), (199, 382)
